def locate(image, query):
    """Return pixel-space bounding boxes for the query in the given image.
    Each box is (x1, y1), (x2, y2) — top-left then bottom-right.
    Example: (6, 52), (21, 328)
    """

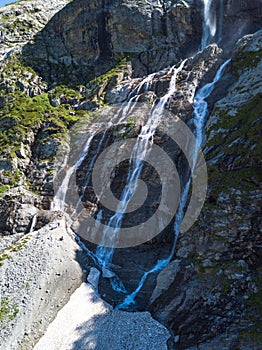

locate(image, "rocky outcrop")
(0, 0), (68, 58)
(0, 1), (78, 236)
(75, 43), (227, 308)
(22, 0), (202, 83)
(21, 0), (262, 84)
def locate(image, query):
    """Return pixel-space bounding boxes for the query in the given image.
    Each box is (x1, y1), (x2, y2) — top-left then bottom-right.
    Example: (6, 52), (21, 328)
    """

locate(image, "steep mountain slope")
(150, 30), (262, 349)
(0, 1), (261, 349)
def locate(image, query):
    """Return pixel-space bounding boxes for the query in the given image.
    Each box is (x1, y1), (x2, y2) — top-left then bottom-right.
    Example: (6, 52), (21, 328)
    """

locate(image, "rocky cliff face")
(22, 0), (203, 83)
(21, 0), (262, 83)
(0, 0), (261, 349)
(150, 30), (262, 349)
(222, 0), (262, 52)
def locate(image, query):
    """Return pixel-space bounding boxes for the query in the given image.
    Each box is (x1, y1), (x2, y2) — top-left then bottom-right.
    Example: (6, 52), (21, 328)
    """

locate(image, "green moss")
(0, 253), (11, 267)
(0, 235), (32, 266)
(0, 54), (128, 189)
(86, 57), (128, 106)
(8, 235), (31, 253)
(2, 169), (21, 187)
(0, 15), (9, 22)
(0, 92), (80, 146)
(0, 55), (91, 188)
(49, 85), (82, 101)
(9, 19), (28, 31)
(0, 297), (19, 323)
(207, 94), (262, 160)
(0, 185), (10, 197)
(206, 93), (262, 198)
(233, 50), (262, 76)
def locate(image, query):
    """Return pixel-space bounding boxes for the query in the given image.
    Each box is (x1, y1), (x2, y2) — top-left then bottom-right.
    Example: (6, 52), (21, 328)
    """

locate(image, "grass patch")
(0, 235), (32, 267)
(233, 50), (262, 76)
(0, 297), (19, 323)
(0, 185), (10, 197)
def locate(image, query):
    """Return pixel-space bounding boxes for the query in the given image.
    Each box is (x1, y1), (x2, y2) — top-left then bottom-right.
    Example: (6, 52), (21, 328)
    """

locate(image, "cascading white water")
(51, 43), (229, 311)
(96, 60), (186, 266)
(193, 58), (231, 151)
(29, 214), (38, 233)
(73, 132), (108, 214)
(53, 69), (164, 218)
(75, 71), (160, 213)
(51, 134), (95, 211)
(201, 0), (217, 50)
(117, 59), (230, 309)
(201, 0), (224, 49)
(50, 70), (162, 292)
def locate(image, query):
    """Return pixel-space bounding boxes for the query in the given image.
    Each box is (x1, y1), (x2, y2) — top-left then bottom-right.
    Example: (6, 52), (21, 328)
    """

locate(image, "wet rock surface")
(0, 0), (261, 349)
(149, 30), (262, 349)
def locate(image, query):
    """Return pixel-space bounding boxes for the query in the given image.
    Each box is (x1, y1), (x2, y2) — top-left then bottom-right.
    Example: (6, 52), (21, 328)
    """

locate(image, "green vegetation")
(0, 185), (10, 197)
(0, 297), (19, 323)
(0, 54), (127, 155)
(86, 57), (129, 107)
(48, 83), (83, 101)
(0, 52), (127, 192)
(2, 169), (21, 186)
(8, 235), (31, 253)
(0, 252), (11, 267)
(0, 92), (80, 149)
(206, 93), (262, 198)
(233, 50), (262, 76)
(0, 55), (93, 189)
(0, 235), (31, 266)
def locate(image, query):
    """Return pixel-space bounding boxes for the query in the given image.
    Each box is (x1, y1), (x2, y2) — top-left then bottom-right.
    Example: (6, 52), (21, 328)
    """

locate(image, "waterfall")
(73, 74), (157, 214)
(52, 69), (163, 216)
(29, 214), (38, 233)
(193, 58), (231, 151)
(51, 134), (95, 211)
(201, 0), (217, 50)
(50, 69), (163, 292)
(201, 0), (224, 50)
(51, 37), (229, 307)
(96, 60), (186, 266)
(117, 59), (230, 309)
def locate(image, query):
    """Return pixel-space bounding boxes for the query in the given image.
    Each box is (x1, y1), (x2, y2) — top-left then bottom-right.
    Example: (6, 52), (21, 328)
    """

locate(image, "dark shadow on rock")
(21, 0), (115, 86)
